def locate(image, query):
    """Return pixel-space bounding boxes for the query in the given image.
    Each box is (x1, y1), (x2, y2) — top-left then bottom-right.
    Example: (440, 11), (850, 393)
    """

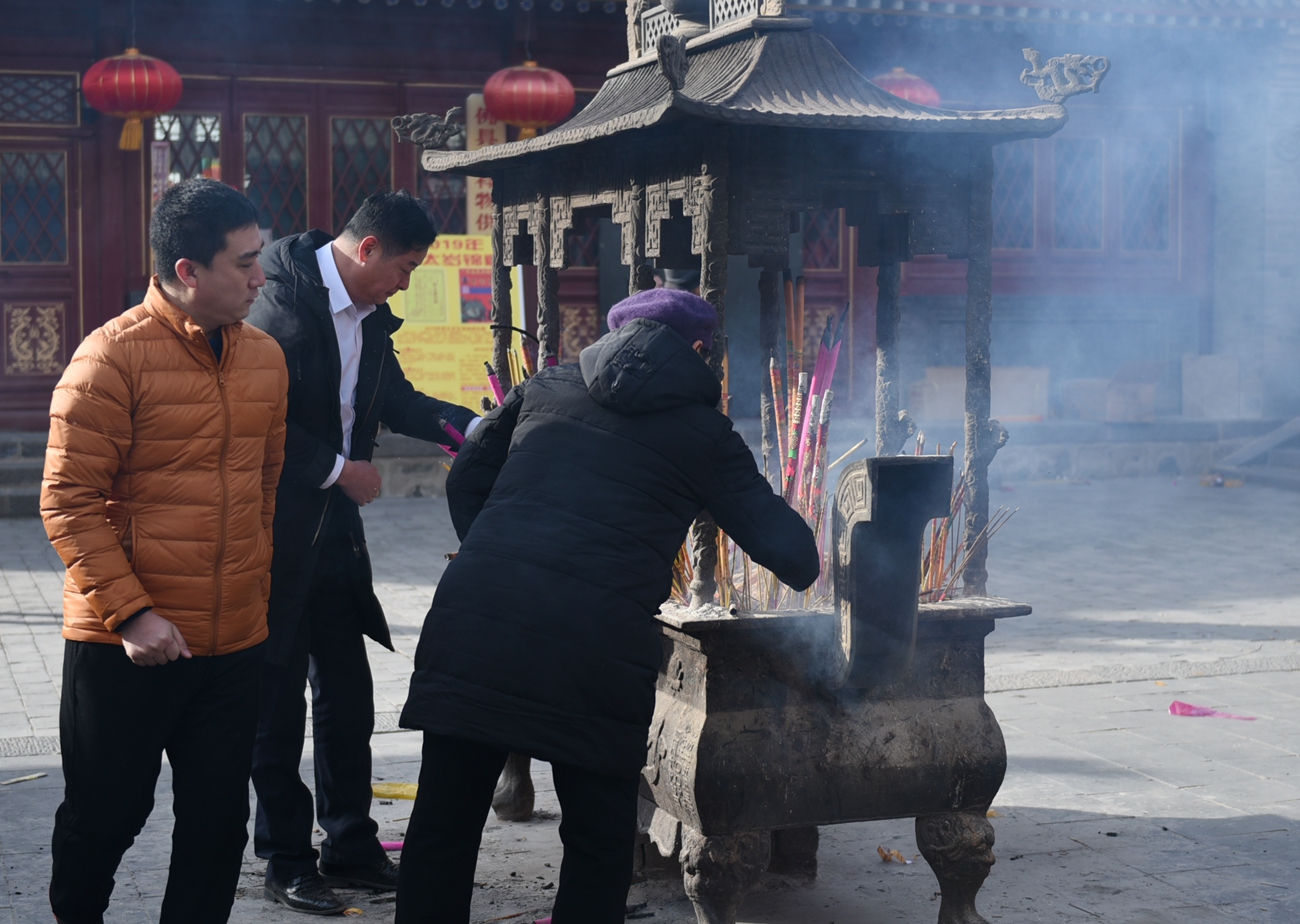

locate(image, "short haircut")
(149, 179), (258, 283)
(342, 190), (438, 255)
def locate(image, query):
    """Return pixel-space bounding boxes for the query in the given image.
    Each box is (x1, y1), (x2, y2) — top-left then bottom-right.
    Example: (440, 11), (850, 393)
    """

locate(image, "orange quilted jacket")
(41, 279), (288, 655)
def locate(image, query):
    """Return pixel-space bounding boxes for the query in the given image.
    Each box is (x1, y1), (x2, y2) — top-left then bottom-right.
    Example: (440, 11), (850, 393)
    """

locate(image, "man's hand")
(120, 610), (192, 667)
(336, 459), (382, 506)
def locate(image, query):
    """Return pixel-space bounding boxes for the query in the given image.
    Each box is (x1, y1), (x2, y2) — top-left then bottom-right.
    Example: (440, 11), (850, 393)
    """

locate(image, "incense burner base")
(643, 597), (1028, 924)
(492, 752), (535, 822)
(916, 811), (996, 924)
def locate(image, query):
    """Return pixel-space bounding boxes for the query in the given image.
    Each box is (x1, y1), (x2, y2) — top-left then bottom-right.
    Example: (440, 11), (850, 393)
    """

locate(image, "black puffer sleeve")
(445, 383), (526, 541)
(703, 423), (821, 592)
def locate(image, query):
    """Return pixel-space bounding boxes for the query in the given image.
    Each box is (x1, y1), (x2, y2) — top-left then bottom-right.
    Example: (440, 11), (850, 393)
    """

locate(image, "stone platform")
(0, 477), (1296, 922)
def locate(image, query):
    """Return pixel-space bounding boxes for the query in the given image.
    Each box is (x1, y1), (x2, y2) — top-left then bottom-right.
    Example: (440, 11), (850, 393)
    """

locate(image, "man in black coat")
(247, 192), (478, 914)
(396, 289), (820, 924)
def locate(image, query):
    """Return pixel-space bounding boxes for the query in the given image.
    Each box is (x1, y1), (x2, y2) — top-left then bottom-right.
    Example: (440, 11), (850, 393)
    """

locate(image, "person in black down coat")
(396, 289), (820, 924)
(246, 193), (479, 915)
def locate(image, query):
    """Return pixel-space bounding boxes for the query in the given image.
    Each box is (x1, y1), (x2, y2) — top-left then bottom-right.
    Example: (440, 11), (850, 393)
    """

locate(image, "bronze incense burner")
(397, 5), (1105, 920)
(642, 455), (1030, 924)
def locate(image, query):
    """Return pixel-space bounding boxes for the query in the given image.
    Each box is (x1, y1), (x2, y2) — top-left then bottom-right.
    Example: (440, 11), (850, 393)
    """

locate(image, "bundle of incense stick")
(505, 346), (533, 387)
(743, 296), (852, 610)
(670, 290), (859, 613)
(917, 442), (1018, 602)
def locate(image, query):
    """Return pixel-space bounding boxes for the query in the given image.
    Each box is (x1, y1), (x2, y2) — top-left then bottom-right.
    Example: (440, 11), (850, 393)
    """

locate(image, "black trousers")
(396, 733), (639, 924)
(49, 639), (263, 924)
(252, 524), (385, 881)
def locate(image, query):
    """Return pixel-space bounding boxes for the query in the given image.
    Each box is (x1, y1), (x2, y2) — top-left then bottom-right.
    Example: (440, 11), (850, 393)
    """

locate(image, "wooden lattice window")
(565, 213), (601, 267)
(244, 115), (308, 241)
(419, 170), (467, 236)
(1053, 138), (1103, 250)
(802, 209), (841, 270)
(0, 73), (78, 126)
(1122, 140), (1170, 252)
(154, 113), (221, 183)
(332, 117), (392, 235)
(0, 151), (67, 264)
(992, 140), (1035, 250)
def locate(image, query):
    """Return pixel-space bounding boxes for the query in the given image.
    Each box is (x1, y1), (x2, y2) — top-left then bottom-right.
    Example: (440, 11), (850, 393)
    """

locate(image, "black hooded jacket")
(400, 319), (819, 777)
(247, 230), (478, 663)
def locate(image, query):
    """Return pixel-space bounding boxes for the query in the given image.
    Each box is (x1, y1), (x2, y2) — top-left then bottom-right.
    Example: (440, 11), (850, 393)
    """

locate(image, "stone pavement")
(1, 476), (1297, 923)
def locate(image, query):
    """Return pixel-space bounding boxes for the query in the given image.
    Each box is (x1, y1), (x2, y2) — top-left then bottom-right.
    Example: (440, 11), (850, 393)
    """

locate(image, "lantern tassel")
(118, 118), (144, 151)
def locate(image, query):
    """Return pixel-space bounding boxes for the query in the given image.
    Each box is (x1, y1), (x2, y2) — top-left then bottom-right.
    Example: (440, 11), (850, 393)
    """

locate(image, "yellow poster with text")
(388, 235), (520, 409)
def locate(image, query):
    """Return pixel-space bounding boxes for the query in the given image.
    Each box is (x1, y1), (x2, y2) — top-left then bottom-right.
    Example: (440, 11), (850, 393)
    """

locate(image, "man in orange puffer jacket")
(40, 178), (288, 924)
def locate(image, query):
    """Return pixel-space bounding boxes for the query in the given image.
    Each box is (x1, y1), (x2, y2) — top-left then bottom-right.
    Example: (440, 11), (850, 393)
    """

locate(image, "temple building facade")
(2, 0), (1298, 454)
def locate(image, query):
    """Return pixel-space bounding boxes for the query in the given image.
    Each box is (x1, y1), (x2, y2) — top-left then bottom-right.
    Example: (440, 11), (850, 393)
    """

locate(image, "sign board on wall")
(465, 92), (505, 235)
(388, 234), (521, 407)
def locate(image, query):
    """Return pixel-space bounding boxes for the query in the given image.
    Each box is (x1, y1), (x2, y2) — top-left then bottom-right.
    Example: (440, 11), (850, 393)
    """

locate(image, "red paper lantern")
(83, 48), (183, 151)
(871, 67), (941, 107)
(484, 61), (575, 141)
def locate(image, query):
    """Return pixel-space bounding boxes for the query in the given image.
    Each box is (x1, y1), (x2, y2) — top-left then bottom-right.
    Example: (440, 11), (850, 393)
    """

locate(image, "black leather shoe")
(320, 855), (400, 892)
(264, 873), (347, 915)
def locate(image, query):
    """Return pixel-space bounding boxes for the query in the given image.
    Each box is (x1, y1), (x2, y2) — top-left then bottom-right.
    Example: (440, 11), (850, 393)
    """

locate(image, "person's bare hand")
(337, 459), (382, 506)
(120, 610), (192, 667)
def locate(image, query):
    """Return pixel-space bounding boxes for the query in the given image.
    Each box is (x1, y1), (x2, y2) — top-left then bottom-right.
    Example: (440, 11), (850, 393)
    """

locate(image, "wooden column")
(689, 138), (729, 608)
(874, 262), (912, 457)
(535, 194), (560, 366)
(758, 257), (783, 487)
(961, 144), (1007, 596)
(490, 190), (513, 394)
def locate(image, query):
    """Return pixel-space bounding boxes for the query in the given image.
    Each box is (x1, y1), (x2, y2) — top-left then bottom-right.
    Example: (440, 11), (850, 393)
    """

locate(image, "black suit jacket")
(248, 229), (477, 663)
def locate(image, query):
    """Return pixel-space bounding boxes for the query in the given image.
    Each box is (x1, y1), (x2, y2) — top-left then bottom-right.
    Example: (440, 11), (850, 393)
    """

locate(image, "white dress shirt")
(314, 242), (480, 491)
(316, 241), (376, 489)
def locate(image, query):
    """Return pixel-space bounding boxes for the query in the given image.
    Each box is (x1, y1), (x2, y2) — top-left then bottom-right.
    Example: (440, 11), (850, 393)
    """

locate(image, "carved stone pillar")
(915, 812), (996, 924)
(534, 194), (560, 366)
(679, 826), (769, 924)
(875, 262), (914, 457)
(961, 145), (1006, 596)
(490, 190), (513, 392)
(628, 176), (648, 296)
(690, 139), (729, 607)
(757, 258), (782, 488)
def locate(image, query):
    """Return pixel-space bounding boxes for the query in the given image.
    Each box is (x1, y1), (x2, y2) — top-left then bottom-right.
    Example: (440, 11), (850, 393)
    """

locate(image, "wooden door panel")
(0, 137), (80, 422)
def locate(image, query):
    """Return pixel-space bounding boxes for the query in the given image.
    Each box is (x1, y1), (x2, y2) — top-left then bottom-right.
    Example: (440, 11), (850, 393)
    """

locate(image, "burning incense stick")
(796, 315), (835, 490)
(770, 354), (787, 463)
(484, 361), (506, 405)
(795, 392), (821, 508)
(808, 391), (834, 536)
(782, 372), (809, 501)
(828, 437), (867, 472)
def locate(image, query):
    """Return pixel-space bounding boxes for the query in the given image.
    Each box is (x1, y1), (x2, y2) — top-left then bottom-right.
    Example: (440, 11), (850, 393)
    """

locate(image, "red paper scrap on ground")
(1169, 700), (1256, 721)
(380, 841), (403, 851)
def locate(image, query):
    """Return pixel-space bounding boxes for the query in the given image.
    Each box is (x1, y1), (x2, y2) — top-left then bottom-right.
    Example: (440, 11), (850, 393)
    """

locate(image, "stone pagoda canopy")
(423, 11), (1068, 176)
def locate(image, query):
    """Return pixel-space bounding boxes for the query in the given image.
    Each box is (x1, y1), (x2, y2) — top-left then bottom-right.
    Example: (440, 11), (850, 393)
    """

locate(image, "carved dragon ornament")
(1020, 48), (1110, 103)
(391, 107), (465, 150)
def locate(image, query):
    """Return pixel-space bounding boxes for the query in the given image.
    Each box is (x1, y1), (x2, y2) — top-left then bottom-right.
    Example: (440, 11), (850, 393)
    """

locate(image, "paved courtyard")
(1, 475), (1297, 923)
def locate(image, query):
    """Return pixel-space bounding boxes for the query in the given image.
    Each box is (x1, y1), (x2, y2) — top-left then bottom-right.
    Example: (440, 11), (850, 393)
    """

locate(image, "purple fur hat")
(606, 288), (717, 350)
